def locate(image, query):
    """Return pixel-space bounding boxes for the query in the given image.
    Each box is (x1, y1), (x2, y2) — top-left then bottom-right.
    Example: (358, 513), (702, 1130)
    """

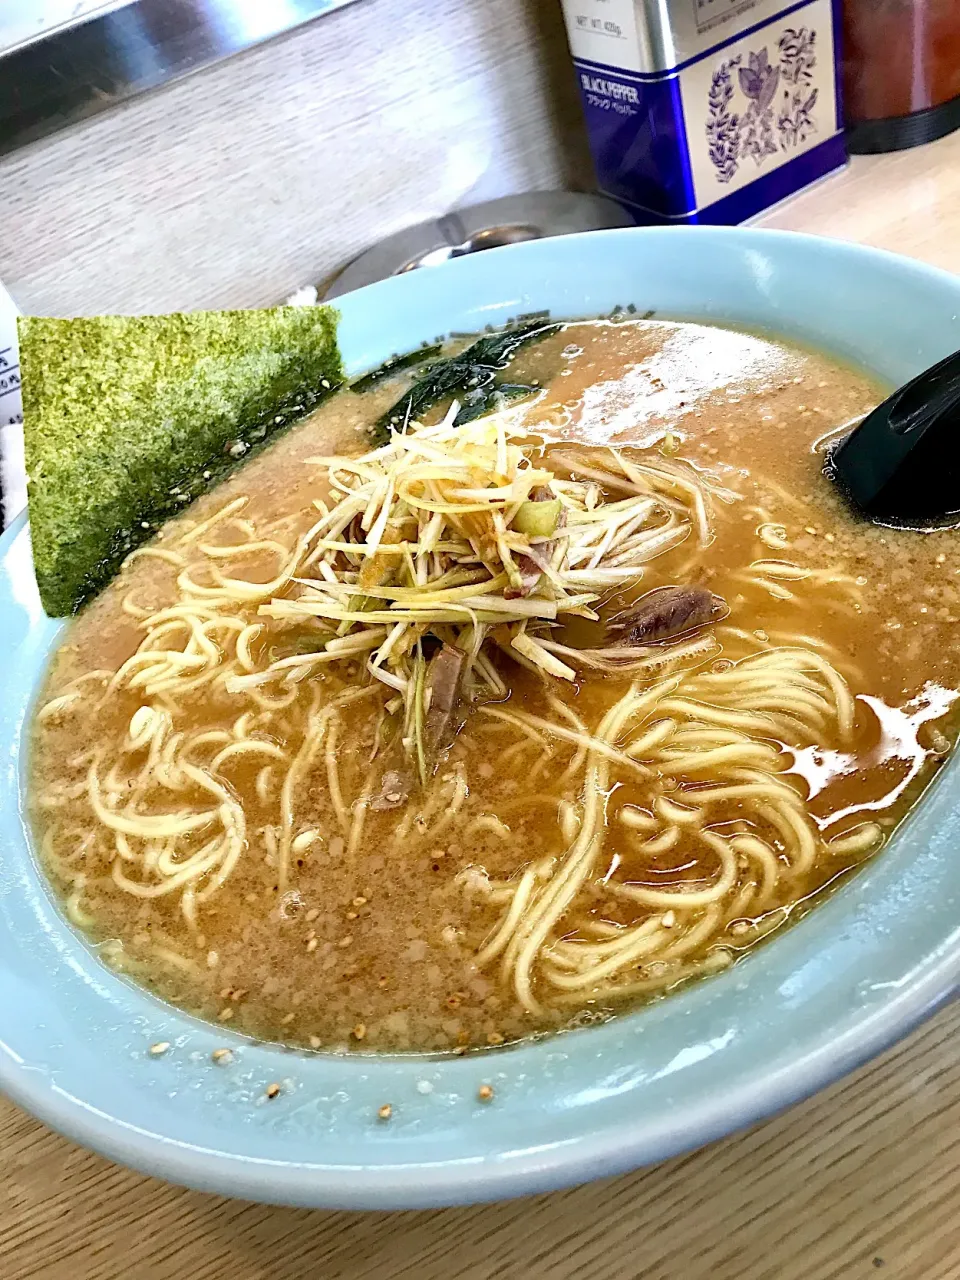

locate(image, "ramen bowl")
(3, 226), (960, 1209)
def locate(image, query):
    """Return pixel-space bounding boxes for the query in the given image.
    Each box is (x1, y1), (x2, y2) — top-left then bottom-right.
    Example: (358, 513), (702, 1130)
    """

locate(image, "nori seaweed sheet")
(20, 306), (343, 616)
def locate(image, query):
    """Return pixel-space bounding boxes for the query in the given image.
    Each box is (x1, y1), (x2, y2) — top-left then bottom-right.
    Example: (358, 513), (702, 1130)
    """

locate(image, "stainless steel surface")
(559, 0), (795, 76)
(323, 192), (634, 299)
(0, 0), (364, 157)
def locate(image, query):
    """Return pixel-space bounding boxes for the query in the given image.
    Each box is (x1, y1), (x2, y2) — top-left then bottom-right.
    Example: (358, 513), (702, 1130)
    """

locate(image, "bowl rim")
(4, 224), (960, 1209)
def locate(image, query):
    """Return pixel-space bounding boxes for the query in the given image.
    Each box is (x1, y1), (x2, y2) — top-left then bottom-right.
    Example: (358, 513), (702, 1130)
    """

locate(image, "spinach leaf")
(373, 320), (559, 443)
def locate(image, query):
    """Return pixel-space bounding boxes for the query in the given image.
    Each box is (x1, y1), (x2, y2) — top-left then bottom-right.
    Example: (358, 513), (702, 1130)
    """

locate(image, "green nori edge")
(373, 320), (560, 444)
(20, 307), (343, 616)
(348, 341), (444, 394)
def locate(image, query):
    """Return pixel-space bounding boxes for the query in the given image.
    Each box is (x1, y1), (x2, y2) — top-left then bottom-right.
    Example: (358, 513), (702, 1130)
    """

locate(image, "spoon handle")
(828, 347), (960, 527)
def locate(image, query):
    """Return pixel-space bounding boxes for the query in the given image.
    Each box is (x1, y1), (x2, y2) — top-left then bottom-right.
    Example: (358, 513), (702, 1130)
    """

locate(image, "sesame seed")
(207, 950), (219, 968)
(265, 1082), (281, 1099)
(352, 1023), (367, 1040)
(352, 896), (368, 907)
(929, 728), (950, 755)
(377, 1103), (392, 1121)
(305, 907), (320, 922)
(306, 937), (318, 952)
(309, 1035), (322, 1049)
(346, 911), (358, 921)
(661, 910), (676, 928)
(211, 1047), (233, 1065)
(148, 1041), (170, 1056)
(218, 1007), (234, 1022)
(338, 935), (353, 948)
(478, 1084), (494, 1103)
(281, 1012), (295, 1026)
(486, 1031), (505, 1045)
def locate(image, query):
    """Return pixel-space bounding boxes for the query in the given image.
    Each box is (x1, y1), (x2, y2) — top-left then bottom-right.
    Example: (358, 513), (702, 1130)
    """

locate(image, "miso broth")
(30, 319), (960, 1053)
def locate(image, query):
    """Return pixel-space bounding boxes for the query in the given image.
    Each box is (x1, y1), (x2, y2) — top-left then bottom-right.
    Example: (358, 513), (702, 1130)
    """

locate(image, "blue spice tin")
(561, 0), (847, 224)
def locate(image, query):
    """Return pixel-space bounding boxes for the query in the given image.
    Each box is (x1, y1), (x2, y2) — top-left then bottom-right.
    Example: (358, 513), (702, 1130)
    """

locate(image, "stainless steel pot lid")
(323, 192), (633, 299)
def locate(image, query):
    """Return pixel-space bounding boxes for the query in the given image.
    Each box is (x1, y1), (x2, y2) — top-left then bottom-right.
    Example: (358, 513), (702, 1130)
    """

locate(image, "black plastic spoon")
(826, 347), (960, 527)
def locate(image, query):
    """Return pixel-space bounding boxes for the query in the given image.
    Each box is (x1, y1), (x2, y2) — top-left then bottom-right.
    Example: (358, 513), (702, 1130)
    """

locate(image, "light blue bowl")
(3, 227), (960, 1209)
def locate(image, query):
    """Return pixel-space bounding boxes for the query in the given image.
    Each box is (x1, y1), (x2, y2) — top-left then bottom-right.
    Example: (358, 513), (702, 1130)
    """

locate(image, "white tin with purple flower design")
(561, 0), (845, 225)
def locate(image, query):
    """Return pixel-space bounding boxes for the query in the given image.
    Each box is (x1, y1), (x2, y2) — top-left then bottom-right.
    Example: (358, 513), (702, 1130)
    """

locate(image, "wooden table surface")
(5, 117), (960, 1280)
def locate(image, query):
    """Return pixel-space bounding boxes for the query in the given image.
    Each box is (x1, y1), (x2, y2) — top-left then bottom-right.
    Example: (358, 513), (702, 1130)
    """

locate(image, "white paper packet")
(0, 280), (24, 527)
